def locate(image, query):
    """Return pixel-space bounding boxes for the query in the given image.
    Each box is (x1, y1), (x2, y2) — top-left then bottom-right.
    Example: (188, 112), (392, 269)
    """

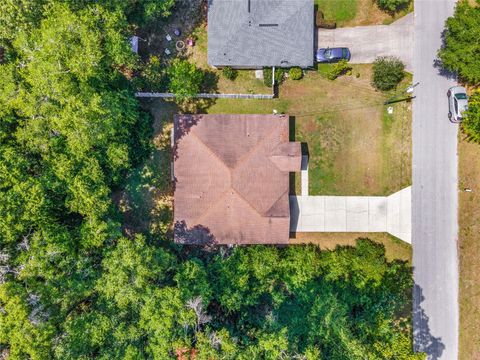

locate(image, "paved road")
(412, 1), (458, 359)
(317, 13), (413, 71)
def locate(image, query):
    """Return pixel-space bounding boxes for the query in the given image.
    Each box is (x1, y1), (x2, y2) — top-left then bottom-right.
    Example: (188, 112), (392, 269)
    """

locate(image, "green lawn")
(315, 0), (358, 22)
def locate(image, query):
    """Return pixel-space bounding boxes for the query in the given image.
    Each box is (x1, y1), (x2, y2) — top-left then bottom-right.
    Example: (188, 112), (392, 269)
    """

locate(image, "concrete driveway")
(290, 187), (412, 243)
(317, 13), (414, 72)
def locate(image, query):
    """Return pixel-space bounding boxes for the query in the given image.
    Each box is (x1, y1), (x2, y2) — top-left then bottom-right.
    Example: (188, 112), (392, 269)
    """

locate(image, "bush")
(462, 90), (480, 142)
(222, 66), (237, 81)
(371, 56), (405, 91)
(263, 67), (286, 87)
(376, 0), (411, 13)
(289, 67), (303, 80)
(326, 60), (351, 80)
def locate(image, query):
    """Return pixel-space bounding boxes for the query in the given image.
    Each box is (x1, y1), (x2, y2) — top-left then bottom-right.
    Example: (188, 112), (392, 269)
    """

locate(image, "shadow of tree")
(413, 283), (446, 359)
(174, 220), (217, 246)
(434, 29), (457, 81)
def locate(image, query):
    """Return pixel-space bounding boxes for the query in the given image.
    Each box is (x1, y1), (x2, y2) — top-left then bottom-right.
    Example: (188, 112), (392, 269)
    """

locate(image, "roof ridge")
(192, 186), (231, 225)
(189, 129), (234, 172)
(264, 188), (289, 218)
(231, 121), (282, 172)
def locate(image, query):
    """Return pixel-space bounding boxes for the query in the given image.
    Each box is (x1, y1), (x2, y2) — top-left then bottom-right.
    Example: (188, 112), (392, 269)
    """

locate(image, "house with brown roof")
(173, 114), (301, 245)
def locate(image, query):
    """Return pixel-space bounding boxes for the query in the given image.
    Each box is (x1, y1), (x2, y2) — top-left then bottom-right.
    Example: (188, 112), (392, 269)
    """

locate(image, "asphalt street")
(412, 1), (459, 359)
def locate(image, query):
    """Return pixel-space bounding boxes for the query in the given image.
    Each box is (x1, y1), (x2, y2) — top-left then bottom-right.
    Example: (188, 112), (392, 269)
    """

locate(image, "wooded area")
(0, 1), (422, 359)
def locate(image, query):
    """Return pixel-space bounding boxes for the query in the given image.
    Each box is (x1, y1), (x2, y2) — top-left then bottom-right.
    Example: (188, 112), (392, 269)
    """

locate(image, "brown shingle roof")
(173, 114), (301, 245)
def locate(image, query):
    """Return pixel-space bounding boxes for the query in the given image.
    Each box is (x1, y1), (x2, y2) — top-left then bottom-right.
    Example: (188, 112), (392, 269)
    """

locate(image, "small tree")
(289, 67), (303, 80)
(371, 56), (405, 91)
(222, 66), (237, 81)
(167, 58), (204, 100)
(376, 0), (411, 13)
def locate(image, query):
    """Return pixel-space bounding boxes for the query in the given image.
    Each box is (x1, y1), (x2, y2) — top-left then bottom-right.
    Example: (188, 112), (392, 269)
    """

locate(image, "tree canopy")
(438, 0), (480, 85)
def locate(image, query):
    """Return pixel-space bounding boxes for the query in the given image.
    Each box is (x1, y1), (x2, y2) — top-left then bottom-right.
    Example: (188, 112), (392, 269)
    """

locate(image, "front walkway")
(290, 187), (412, 243)
(317, 13), (414, 72)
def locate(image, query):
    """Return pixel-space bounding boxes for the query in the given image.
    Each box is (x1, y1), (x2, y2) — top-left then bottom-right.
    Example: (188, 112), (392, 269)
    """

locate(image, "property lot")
(123, 64), (412, 241)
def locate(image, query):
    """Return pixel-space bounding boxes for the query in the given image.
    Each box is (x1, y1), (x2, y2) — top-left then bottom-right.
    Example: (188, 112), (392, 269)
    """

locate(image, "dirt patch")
(137, 0), (205, 64)
(458, 136), (480, 360)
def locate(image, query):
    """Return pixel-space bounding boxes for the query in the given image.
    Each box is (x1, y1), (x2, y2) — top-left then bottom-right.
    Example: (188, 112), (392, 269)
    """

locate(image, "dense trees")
(0, 0), (422, 359)
(438, 0), (480, 85)
(439, 1), (480, 142)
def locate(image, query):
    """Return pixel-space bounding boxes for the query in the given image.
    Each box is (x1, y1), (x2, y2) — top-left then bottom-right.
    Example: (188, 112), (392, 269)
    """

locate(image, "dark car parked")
(316, 47), (351, 63)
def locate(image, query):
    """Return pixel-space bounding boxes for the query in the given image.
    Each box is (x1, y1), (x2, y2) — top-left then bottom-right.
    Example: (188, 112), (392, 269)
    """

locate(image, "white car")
(447, 86), (468, 123)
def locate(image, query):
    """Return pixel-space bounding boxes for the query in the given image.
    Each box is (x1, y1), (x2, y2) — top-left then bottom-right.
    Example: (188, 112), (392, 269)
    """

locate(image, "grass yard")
(458, 136), (480, 360)
(315, 0), (358, 23)
(315, 0), (413, 26)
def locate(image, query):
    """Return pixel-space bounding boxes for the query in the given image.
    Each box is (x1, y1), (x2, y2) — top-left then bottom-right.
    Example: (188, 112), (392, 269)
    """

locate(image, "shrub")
(371, 56), (405, 91)
(462, 90), (480, 142)
(376, 0), (411, 13)
(222, 66), (237, 81)
(263, 67), (286, 87)
(326, 60), (351, 80)
(289, 67), (303, 80)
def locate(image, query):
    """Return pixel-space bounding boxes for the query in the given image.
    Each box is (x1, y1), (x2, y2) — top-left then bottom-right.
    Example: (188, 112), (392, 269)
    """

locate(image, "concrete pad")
(317, 13), (413, 72)
(301, 155), (309, 196)
(324, 197), (347, 231)
(290, 196), (325, 232)
(346, 197), (369, 232)
(368, 197), (387, 231)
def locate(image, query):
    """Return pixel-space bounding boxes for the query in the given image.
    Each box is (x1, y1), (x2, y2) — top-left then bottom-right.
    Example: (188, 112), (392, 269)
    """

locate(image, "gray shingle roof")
(207, 0), (314, 68)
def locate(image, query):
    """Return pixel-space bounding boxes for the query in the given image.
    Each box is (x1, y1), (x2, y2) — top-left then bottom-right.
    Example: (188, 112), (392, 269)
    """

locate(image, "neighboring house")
(207, 0), (314, 69)
(173, 114), (301, 245)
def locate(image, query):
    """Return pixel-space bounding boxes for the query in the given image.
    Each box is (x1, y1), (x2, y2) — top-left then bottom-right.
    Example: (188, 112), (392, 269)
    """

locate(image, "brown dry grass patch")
(458, 136), (480, 360)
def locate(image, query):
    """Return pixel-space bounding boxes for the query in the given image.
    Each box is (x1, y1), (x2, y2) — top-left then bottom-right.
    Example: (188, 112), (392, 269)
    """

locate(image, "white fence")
(135, 92), (274, 99)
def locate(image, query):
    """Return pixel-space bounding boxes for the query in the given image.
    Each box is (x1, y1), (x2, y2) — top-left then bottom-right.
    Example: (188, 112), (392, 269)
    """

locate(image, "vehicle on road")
(447, 86), (468, 123)
(316, 47), (351, 63)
